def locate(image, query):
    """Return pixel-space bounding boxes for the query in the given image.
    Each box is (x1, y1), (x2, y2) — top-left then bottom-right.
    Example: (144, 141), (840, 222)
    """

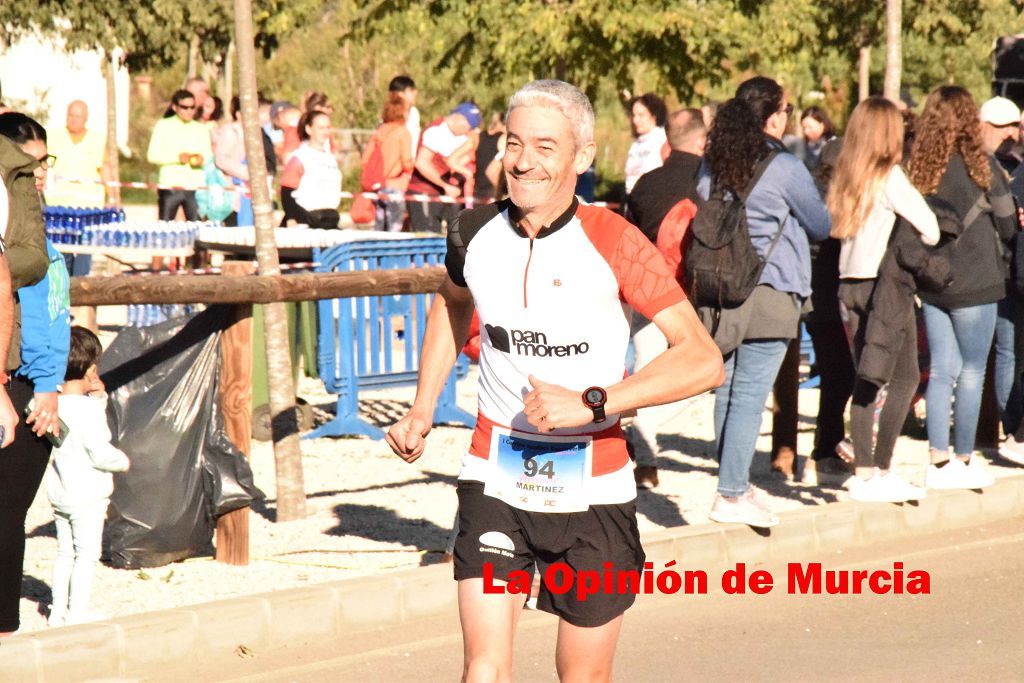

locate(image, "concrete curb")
(3, 475), (1022, 682)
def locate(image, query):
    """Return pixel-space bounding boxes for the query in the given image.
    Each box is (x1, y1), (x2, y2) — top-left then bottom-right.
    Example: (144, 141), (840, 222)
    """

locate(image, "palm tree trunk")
(883, 0), (901, 102)
(858, 46), (871, 102)
(104, 52), (120, 207)
(232, 0), (307, 521)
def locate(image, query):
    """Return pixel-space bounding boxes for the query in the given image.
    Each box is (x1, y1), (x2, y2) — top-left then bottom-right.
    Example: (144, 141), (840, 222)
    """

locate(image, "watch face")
(584, 388), (605, 406)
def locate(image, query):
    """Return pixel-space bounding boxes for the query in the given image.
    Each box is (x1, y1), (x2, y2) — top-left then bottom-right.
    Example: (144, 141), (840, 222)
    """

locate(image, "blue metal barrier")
(306, 237), (474, 439)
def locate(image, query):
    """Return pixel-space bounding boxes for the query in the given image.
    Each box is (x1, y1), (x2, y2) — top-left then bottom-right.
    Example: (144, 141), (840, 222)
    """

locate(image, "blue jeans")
(375, 187), (406, 232)
(714, 339), (790, 497)
(923, 302), (998, 455)
(994, 292), (1023, 434)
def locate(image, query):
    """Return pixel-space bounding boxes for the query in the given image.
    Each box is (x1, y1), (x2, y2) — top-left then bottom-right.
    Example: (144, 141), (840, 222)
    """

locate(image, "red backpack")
(360, 132), (386, 191)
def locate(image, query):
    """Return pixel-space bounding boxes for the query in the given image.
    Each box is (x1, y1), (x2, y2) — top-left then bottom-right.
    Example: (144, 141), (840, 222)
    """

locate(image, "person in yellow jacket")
(146, 89), (212, 221)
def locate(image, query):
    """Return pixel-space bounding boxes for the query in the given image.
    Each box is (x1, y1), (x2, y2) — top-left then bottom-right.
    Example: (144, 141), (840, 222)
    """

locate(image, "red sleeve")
(282, 126), (301, 158)
(279, 157), (304, 189)
(578, 204), (686, 320)
(655, 199), (697, 283)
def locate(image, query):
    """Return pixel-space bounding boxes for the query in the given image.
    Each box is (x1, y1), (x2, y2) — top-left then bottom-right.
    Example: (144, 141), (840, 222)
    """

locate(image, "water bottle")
(70, 210), (82, 245)
(85, 210), (96, 245)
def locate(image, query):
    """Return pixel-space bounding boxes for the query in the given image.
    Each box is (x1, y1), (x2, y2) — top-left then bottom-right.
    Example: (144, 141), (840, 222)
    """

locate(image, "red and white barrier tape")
(53, 176), (620, 209)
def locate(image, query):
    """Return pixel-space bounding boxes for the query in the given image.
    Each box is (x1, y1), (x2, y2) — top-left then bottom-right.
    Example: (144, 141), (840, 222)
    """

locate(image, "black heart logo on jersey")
(484, 324), (510, 353)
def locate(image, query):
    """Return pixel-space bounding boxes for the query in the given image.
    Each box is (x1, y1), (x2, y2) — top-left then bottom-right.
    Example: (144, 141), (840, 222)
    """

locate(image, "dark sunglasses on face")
(177, 103), (197, 111)
(42, 154), (57, 169)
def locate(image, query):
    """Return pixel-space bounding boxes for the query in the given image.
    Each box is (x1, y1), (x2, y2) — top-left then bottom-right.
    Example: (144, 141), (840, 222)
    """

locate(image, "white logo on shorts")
(479, 531), (515, 552)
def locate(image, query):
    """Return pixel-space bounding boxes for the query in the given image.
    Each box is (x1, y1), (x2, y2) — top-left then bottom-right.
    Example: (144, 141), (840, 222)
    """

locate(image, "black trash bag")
(100, 306), (264, 569)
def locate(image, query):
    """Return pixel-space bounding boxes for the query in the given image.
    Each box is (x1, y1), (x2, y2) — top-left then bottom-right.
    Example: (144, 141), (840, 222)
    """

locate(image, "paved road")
(210, 518), (1024, 682)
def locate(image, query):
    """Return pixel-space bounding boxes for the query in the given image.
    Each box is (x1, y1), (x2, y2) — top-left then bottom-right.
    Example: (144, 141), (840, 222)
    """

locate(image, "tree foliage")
(0, 0), (322, 70)
(348, 0), (1020, 121)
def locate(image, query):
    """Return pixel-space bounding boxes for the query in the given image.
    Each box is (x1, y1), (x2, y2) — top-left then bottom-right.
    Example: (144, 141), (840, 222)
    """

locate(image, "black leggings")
(806, 312), (855, 460)
(280, 188), (340, 229)
(0, 377), (52, 632)
(157, 190), (199, 221)
(840, 280), (919, 471)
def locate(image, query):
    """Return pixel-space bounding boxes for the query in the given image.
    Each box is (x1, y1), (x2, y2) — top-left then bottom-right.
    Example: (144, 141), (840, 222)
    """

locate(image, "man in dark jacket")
(622, 108), (706, 489)
(625, 108), (705, 242)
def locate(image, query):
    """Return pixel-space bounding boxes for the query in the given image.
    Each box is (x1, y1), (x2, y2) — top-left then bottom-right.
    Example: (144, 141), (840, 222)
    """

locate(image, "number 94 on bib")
(484, 428), (593, 513)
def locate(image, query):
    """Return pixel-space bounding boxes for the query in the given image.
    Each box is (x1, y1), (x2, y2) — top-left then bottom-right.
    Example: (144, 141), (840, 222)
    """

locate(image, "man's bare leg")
(458, 578), (529, 683)
(555, 614), (623, 683)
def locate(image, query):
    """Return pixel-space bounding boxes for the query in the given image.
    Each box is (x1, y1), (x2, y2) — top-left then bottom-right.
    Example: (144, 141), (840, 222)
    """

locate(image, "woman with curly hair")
(830, 97), (938, 502)
(696, 77), (831, 527)
(907, 85), (1018, 489)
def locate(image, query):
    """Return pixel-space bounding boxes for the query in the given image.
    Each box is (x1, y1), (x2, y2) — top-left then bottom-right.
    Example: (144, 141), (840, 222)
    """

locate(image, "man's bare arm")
(413, 146), (458, 196)
(385, 276), (475, 461)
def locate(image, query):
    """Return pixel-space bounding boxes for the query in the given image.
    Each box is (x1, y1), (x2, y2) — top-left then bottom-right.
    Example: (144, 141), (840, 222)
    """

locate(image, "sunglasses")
(40, 154), (57, 169)
(177, 103), (197, 111)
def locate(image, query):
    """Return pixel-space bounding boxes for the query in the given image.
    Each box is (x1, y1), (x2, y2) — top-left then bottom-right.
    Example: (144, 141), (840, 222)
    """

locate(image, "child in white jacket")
(47, 327), (129, 627)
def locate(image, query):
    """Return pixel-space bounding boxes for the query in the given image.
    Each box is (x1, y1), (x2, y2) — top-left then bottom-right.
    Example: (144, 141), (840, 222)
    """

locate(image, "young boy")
(46, 326), (129, 627)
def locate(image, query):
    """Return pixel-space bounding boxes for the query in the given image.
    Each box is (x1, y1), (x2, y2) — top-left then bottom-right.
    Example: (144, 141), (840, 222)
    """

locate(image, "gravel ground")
(14, 310), (1024, 634)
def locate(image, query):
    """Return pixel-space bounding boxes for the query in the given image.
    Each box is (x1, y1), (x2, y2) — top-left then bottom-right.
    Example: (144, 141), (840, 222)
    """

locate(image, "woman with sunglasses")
(696, 77), (831, 528)
(0, 112), (68, 635)
(146, 89), (213, 222)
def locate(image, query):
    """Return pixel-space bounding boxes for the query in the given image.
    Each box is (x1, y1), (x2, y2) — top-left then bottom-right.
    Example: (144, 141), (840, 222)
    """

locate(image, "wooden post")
(69, 267), (447, 306)
(771, 337), (801, 478)
(216, 261), (255, 564)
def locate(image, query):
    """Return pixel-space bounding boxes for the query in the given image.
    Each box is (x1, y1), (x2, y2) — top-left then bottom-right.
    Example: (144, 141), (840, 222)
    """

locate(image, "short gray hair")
(507, 80), (595, 150)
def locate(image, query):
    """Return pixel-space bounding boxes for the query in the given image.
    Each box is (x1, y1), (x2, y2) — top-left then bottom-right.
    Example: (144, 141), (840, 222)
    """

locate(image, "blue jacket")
(17, 239), (70, 392)
(698, 145), (832, 297)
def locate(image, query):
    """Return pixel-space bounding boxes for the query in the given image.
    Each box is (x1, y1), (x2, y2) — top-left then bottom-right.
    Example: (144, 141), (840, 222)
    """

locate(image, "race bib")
(484, 428), (593, 513)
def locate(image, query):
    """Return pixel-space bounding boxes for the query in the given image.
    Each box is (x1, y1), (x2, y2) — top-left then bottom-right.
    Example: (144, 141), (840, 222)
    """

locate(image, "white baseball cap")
(979, 97), (1021, 126)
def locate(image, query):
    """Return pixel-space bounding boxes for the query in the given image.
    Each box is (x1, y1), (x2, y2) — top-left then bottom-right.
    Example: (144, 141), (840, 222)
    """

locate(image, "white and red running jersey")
(445, 197), (686, 505)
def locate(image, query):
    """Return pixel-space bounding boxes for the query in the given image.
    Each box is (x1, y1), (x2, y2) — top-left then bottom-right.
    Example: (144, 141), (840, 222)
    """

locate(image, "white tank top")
(292, 143), (341, 211)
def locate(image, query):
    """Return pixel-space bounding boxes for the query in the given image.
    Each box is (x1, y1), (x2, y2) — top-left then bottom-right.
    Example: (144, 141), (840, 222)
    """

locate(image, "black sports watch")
(582, 386), (608, 424)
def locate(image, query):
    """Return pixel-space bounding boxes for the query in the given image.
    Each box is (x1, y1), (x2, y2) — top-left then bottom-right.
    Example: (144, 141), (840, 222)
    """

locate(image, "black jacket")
(625, 151), (701, 243)
(858, 202), (957, 387)
(918, 154), (1017, 309)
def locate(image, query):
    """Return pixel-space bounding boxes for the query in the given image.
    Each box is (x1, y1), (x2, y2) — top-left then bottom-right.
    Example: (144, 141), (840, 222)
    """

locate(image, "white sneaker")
(709, 489), (779, 528)
(64, 609), (107, 626)
(47, 607), (66, 628)
(925, 457), (995, 490)
(998, 436), (1024, 466)
(849, 473), (926, 502)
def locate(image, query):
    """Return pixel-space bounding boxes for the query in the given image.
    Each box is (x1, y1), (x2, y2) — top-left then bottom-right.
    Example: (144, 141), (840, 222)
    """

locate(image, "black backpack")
(684, 149), (783, 308)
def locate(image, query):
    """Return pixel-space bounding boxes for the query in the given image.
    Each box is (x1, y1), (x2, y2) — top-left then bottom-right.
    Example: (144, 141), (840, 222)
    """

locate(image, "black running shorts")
(453, 480), (645, 627)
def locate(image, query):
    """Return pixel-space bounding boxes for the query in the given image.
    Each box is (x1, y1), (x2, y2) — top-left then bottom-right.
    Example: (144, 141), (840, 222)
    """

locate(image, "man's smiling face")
(502, 105), (593, 220)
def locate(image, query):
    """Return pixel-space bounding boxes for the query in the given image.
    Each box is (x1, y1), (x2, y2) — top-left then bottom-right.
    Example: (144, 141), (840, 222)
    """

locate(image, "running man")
(386, 80), (723, 682)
